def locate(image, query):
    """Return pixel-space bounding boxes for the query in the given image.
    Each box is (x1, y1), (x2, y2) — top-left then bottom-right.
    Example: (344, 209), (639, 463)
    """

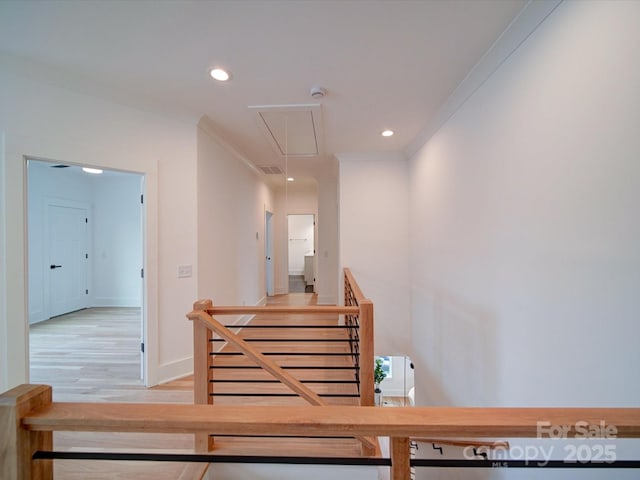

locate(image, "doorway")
(287, 214), (315, 293)
(27, 159), (146, 388)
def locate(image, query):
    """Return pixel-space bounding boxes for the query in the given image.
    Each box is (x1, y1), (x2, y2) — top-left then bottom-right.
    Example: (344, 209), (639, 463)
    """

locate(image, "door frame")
(25, 157), (148, 385)
(43, 197), (91, 319)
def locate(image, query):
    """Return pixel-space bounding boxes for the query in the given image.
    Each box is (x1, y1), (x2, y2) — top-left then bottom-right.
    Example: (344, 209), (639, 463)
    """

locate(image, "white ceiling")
(0, 0), (527, 180)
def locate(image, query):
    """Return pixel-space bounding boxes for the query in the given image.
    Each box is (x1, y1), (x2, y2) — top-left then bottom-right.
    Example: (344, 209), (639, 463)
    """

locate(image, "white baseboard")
(152, 297), (264, 385)
(29, 311), (48, 325)
(155, 356), (193, 386)
(92, 297), (141, 307)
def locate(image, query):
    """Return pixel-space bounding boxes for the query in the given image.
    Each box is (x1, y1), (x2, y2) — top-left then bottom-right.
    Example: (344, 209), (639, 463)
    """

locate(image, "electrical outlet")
(177, 265), (192, 278)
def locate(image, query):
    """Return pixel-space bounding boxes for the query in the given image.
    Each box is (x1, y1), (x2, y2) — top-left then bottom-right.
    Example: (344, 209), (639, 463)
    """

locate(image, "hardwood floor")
(30, 307), (145, 402)
(30, 307), (196, 479)
(27, 294), (366, 479)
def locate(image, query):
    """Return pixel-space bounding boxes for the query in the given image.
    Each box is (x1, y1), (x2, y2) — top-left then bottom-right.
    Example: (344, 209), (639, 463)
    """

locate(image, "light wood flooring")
(27, 294), (367, 479)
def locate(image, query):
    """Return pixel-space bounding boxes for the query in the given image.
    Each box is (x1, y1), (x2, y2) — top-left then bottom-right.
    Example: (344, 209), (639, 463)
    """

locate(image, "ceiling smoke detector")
(310, 86), (326, 99)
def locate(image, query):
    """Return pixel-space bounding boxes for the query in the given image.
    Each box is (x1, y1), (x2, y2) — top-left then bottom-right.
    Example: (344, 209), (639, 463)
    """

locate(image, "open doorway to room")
(375, 355), (415, 407)
(287, 214), (315, 293)
(26, 159), (146, 399)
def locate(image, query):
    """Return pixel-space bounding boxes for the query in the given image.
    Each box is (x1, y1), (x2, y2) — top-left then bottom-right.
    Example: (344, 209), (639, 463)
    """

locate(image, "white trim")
(0, 132), (7, 391)
(405, 0), (563, 158)
(92, 297), (141, 307)
(156, 356), (194, 385)
(22, 156), (154, 388)
(197, 116), (263, 177)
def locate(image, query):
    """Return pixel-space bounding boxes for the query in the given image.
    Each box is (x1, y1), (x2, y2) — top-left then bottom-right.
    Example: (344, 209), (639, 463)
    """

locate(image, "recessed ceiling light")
(287, 177), (295, 182)
(210, 68), (230, 82)
(381, 130), (394, 137)
(82, 167), (103, 174)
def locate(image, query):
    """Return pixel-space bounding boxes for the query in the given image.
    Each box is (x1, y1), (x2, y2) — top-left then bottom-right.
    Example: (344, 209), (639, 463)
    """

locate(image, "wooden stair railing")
(188, 300), (327, 406)
(187, 295), (377, 454)
(344, 268), (374, 407)
(4, 384), (640, 480)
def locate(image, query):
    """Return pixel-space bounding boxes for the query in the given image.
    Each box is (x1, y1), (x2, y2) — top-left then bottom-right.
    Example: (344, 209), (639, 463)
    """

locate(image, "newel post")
(0, 384), (53, 480)
(390, 437), (411, 480)
(188, 299), (214, 452)
(359, 299), (374, 407)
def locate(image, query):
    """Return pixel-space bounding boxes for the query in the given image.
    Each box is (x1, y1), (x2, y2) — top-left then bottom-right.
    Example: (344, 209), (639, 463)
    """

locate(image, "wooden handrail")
(206, 305), (360, 315)
(343, 268), (375, 410)
(22, 401), (640, 439)
(344, 268), (366, 303)
(4, 385), (640, 480)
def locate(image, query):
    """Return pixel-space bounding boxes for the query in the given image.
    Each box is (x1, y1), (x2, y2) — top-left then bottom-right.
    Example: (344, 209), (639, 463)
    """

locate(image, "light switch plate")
(177, 265), (192, 278)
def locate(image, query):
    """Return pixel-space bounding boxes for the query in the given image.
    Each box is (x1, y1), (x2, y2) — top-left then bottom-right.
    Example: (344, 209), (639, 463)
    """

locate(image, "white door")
(265, 211), (274, 296)
(48, 204), (89, 317)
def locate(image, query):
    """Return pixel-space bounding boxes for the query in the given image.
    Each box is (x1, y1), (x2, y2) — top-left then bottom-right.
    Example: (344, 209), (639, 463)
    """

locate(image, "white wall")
(0, 67), (198, 389)
(407, 3), (640, 477)
(197, 118), (274, 312)
(409, 0), (640, 410)
(338, 153), (410, 356)
(91, 173), (142, 307)
(316, 175), (339, 305)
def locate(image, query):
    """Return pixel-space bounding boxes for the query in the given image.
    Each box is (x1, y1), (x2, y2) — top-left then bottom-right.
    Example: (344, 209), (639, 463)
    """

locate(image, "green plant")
(374, 358), (387, 385)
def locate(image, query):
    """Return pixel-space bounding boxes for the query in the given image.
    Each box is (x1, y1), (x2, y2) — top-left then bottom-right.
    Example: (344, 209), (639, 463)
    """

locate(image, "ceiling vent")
(249, 104), (323, 158)
(257, 165), (284, 175)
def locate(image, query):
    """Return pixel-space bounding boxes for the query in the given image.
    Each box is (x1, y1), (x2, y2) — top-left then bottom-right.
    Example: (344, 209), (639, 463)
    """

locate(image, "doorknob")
(50, 264), (62, 269)
(266, 257), (271, 260)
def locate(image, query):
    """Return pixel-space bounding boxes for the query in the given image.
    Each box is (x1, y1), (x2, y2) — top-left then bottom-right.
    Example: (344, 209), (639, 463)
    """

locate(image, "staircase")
(209, 301), (363, 456)
(211, 312), (361, 406)
(187, 269), (376, 458)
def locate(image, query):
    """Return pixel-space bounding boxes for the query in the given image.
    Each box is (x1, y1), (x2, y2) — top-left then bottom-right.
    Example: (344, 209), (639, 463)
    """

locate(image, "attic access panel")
(250, 104), (322, 158)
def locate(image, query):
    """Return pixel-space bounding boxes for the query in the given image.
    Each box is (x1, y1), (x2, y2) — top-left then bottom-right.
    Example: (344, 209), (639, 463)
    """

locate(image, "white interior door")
(265, 211), (274, 296)
(48, 204), (89, 317)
